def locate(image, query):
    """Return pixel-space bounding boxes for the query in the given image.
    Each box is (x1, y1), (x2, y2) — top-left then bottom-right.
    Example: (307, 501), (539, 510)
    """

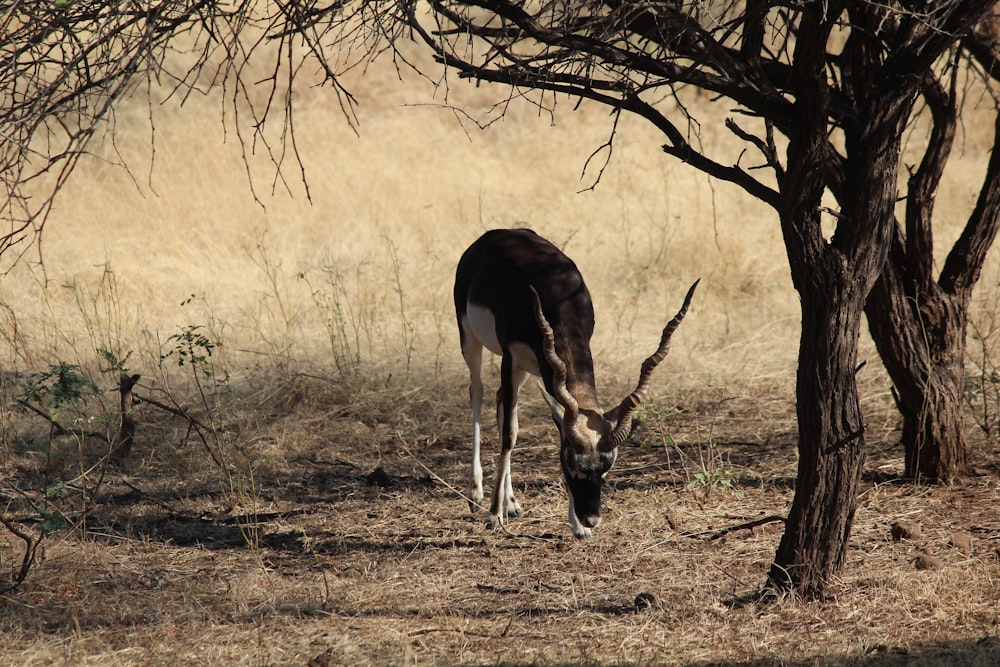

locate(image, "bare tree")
(4, 1), (1000, 597)
(864, 32), (1000, 483)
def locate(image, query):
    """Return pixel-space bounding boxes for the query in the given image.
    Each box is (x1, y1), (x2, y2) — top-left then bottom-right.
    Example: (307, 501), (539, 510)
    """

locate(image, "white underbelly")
(465, 303), (502, 355)
(463, 303), (540, 376)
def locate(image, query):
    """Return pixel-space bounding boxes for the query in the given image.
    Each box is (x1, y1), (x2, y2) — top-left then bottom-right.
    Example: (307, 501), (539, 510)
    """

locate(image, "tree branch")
(725, 116), (785, 184)
(905, 67), (958, 292)
(939, 104), (1000, 294)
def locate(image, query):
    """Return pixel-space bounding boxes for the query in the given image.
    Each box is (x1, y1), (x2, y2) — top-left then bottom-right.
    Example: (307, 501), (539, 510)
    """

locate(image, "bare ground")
(2, 374), (998, 666)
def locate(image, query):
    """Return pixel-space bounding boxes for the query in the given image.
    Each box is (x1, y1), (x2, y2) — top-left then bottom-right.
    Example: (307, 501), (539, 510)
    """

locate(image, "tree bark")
(863, 81), (1000, 482)
(768, 273), (868, 595)
(860, 68), (970, 482)
(866, 240), (970, 482)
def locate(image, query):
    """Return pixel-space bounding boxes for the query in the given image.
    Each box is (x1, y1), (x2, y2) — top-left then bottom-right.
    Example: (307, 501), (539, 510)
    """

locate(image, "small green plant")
(161, 324), (218, 377)
(20, 362), (99, 422)
(16, 363), (102, 466)
(8, 355), (137, 546)
(44, 482), (68, 499)
(97, 347), (133, 377)
(38, 507), (67, 535)
(150, 313), (266, 567)
(636, 399), (681, 452)
(686, 441), (742, 499)
(636, 395), (743, 498)
(155, 317), (233, 468)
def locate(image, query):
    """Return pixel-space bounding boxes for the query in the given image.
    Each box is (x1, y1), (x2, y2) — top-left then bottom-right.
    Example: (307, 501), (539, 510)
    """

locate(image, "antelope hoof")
(572, 525), (594, 539)
(486, 513), (504, 533)
(467, 493), (483, 513)
(504, 499), (523, 518)
(467, 487), (484, 513)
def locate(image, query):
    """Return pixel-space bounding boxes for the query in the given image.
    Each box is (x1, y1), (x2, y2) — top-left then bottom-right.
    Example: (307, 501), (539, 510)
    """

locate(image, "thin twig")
(134, 393), (221, 467)
(681, 514), (786, 541)
(13, 399), (110, 444)
(0, 517), (41, 594)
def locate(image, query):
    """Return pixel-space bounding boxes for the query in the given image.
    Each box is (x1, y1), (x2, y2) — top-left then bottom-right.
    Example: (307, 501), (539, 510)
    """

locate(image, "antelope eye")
(562, 447), (578, 471)
(601, 449), (619, 470)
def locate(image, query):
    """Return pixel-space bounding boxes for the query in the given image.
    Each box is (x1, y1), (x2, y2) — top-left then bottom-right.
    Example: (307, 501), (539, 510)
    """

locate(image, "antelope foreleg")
(463, 336), (485, 511)
(487, 361), (526, 531)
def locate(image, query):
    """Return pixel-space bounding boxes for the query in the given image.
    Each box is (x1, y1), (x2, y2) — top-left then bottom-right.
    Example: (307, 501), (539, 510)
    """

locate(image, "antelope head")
(532, 280), (699, 538)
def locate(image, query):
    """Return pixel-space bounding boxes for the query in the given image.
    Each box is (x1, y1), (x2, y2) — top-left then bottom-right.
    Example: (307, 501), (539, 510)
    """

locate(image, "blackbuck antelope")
(454, 228), (698, 538)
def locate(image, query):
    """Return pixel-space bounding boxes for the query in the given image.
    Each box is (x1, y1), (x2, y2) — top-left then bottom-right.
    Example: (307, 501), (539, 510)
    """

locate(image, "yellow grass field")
(1, 42), (999, 666)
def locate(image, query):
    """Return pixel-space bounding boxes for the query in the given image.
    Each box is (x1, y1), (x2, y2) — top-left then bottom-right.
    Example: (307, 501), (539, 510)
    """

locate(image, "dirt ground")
(2, 374), (998, 666)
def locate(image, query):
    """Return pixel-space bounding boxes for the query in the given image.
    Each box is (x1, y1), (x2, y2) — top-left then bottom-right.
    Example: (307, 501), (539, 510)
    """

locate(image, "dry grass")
(1, 45), (1000, 666)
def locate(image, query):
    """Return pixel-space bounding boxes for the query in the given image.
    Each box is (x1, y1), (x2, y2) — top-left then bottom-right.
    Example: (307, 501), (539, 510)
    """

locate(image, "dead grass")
(1, 377), (999, 666)
(1, 41), (1000, 667)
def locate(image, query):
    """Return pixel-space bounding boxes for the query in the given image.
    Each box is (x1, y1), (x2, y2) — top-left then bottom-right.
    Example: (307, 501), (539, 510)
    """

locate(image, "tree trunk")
(861, 78), (1000, 484)
(866, 240), (970, 482)
(768, 274), (868, 596)
(768, 12), (916, 591)
(859, 67), (971, 483)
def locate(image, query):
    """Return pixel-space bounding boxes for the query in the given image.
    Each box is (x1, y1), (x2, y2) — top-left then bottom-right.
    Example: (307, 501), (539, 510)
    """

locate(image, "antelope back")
(456, 228), (600, 403)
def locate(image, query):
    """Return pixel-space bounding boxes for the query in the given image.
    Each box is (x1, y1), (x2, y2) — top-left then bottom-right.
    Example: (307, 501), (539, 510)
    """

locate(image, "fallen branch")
(0, 516), (41, 594)
(134, 392), (222, 468)
(682, 515), (786, 541)
(13, 398), (110, 445)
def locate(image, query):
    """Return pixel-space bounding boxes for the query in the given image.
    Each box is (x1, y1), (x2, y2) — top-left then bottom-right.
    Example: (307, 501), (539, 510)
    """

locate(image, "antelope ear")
(537, 382), (565, 428)
(603, 405), (621, 423)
